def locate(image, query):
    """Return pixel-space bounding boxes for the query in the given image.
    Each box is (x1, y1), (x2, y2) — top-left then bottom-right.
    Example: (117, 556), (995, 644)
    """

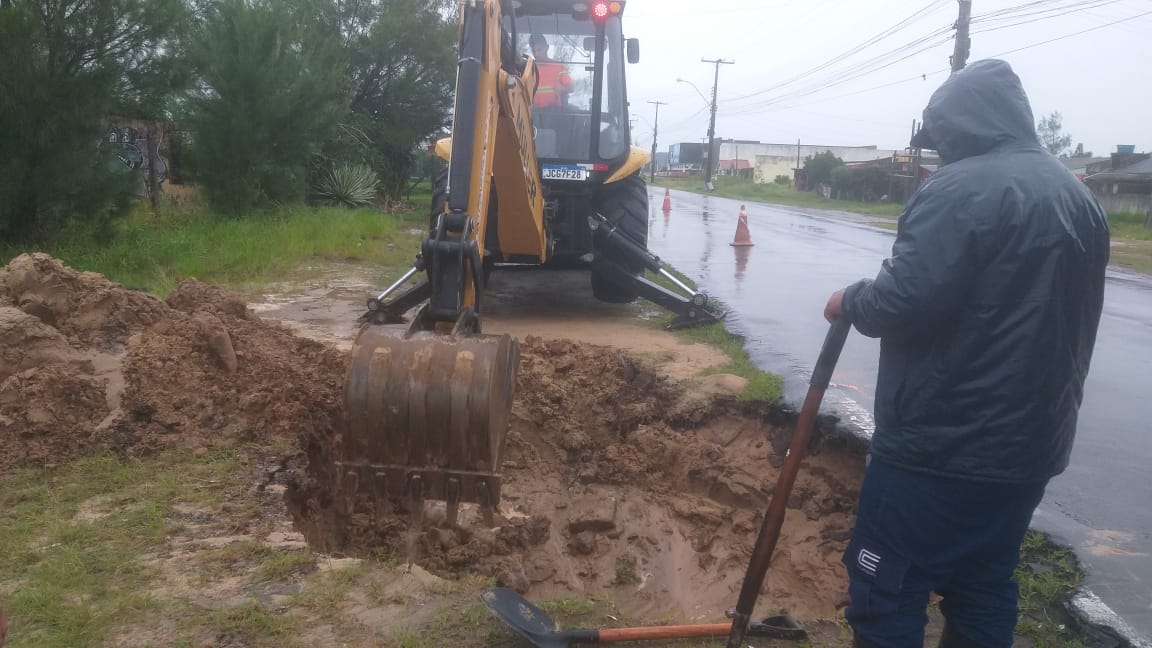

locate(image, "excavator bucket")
(334, 325), (519, 525)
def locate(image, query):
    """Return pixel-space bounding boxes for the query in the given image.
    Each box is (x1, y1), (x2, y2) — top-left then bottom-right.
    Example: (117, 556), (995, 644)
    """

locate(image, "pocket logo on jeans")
(858, 548), (881, 575)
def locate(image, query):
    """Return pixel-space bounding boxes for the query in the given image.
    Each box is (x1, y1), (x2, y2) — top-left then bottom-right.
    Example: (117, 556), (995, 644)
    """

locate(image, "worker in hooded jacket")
(824, 59), (1109, 648)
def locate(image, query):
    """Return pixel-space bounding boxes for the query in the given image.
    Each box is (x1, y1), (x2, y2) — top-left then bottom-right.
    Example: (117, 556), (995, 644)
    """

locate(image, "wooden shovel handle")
(597, 622), (732, 642)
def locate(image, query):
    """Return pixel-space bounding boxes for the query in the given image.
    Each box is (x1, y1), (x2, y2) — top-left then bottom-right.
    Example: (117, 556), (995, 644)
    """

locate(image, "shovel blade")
(481, 588), (569, 648)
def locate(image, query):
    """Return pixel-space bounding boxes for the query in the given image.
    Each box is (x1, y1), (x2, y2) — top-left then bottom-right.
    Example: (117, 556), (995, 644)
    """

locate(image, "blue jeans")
(842, 458), (1048, 647)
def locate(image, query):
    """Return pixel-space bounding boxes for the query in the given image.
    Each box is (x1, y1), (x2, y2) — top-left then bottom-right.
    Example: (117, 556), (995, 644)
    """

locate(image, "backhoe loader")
(329, 0), (722, 526)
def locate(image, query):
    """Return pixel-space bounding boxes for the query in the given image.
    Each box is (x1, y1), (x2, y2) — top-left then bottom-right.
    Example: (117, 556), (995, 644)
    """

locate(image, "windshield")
(514, 13), (628, 161)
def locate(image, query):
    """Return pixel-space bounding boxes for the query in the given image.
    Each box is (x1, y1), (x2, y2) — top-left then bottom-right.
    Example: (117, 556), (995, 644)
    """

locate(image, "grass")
(0, 192), (431, 296)
(652, 175), (904, 218)
(1107, 212), (1152, 275)
(0, 450), (242, 647)
(645, 264), (785, 402)
(1108, 211), (1152, 240)
(292, 560), (372, 622)
(258, 549), (315, 581)
(1013, 530), (1088, 647)
(674, 321), (784, 402)
(209, 602), (293, 646)
(392, 600), (519, 648)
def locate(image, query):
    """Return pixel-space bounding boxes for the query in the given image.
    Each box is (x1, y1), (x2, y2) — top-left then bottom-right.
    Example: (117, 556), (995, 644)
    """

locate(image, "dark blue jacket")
(843, 60), (1110, 483)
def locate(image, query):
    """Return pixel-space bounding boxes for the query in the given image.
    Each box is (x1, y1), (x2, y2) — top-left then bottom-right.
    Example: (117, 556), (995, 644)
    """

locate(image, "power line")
(971, 0), (1129, 33)
(726, 0), (952, 103)
(736, 7), (1152, 115)
(720, 3), (1149, 117)
(663, 105), (710, 132)
(970, 0), (1122, 22)
(722, 30), (954, 115)
(721, 11), (961, 113)
(986, 7), (1152, 56)
(728, 0), (1131, 112)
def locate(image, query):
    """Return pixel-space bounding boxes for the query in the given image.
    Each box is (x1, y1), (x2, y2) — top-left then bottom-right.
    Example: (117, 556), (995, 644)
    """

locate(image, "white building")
(714, 140), (898, 184)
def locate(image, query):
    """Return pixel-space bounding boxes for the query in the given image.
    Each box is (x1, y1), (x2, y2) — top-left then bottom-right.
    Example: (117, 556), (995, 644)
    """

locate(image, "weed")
(313, 163), (380, 208)
(390, 600), (516, 648)
(540, 597), (600, 619)
(258, 550), (315, 581)
(613, 555), (641, 586)
(0, 199), (429, 296)
(1013, 530), (1088, 647)
(211, 601), (293, 645)
(293, 563), (369, 621)
(0, 451), (247, 647)
(645, 264), (699, 294)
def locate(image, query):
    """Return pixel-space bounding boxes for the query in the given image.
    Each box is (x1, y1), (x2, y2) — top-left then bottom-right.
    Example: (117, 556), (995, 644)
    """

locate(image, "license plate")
(541, 165), (587, 181)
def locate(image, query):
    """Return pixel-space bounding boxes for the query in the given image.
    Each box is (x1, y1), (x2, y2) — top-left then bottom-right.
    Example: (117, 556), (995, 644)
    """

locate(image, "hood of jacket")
(910, 59), (1040, 164)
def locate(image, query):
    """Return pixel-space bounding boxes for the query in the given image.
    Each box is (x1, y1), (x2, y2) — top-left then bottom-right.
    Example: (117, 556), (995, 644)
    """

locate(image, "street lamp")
(676, 78), (710, 107)
(680, 59), (733, 190)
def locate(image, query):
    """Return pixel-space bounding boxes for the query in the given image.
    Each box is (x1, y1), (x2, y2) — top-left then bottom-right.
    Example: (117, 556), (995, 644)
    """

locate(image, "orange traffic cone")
(662, 187), (672, 212)
(730, 204), (754, 247)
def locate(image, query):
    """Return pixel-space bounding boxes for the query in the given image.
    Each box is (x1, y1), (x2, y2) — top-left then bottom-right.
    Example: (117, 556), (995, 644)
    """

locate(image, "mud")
(287, 336), (862, 622)
(0, 254), (863, 626)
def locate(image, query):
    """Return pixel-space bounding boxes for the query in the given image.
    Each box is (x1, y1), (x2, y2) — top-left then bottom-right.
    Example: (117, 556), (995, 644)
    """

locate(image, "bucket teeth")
(477, 479), (495, 527)
(340, 468), (360, 516)
(373, 469), (388, 500)
(446, 477), (462, 526)
(338, 325), (518, 526)
(406, 473), (425, 522)
(407, 473), (424, 500)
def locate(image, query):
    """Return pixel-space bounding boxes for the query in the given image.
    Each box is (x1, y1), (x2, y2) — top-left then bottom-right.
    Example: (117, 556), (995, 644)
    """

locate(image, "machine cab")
(513, 1), (635, 172)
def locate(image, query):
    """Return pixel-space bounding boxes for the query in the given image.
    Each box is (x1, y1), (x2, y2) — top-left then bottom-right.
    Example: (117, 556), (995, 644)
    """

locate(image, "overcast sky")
(620, 0), (1151, 156)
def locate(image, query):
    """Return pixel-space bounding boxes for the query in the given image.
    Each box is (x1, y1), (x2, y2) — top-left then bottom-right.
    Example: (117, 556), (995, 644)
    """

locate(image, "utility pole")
(648, 100), (667, 182)
(795, 138), (801, 183)
(910, 119), (923, 194)
(951, 0), (972, 72)
(701, 57), (734, 191)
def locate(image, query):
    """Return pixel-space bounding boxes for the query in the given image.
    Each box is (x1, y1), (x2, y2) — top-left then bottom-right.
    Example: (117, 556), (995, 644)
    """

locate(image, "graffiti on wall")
(101, 125), (169, 195)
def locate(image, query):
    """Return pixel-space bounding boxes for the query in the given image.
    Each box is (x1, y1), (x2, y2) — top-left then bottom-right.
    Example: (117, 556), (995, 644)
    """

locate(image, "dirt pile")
(1, 253), (169, 347)
(0, 254), (345, 471)
(288, 336), (863, 622)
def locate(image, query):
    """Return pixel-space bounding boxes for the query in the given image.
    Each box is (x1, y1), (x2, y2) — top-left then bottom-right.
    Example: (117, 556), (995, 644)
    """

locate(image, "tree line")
(0, 0), (456, 242)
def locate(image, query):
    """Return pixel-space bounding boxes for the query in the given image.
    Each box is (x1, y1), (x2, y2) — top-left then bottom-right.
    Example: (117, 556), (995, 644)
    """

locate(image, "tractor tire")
(591, 173), (649, 303)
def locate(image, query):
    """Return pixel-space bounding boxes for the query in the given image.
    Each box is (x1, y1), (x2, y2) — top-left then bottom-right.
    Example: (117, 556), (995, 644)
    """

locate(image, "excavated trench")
(285, 336), (864, 621)
(0, 253), (864, 624)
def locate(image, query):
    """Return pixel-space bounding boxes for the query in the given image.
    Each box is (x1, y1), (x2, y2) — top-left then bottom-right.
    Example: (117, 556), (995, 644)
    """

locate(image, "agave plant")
(313, 163), (379, 208)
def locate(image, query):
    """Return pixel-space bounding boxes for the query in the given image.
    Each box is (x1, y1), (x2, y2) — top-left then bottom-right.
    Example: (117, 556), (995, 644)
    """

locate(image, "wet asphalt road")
(645, 187), (1152, 638)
